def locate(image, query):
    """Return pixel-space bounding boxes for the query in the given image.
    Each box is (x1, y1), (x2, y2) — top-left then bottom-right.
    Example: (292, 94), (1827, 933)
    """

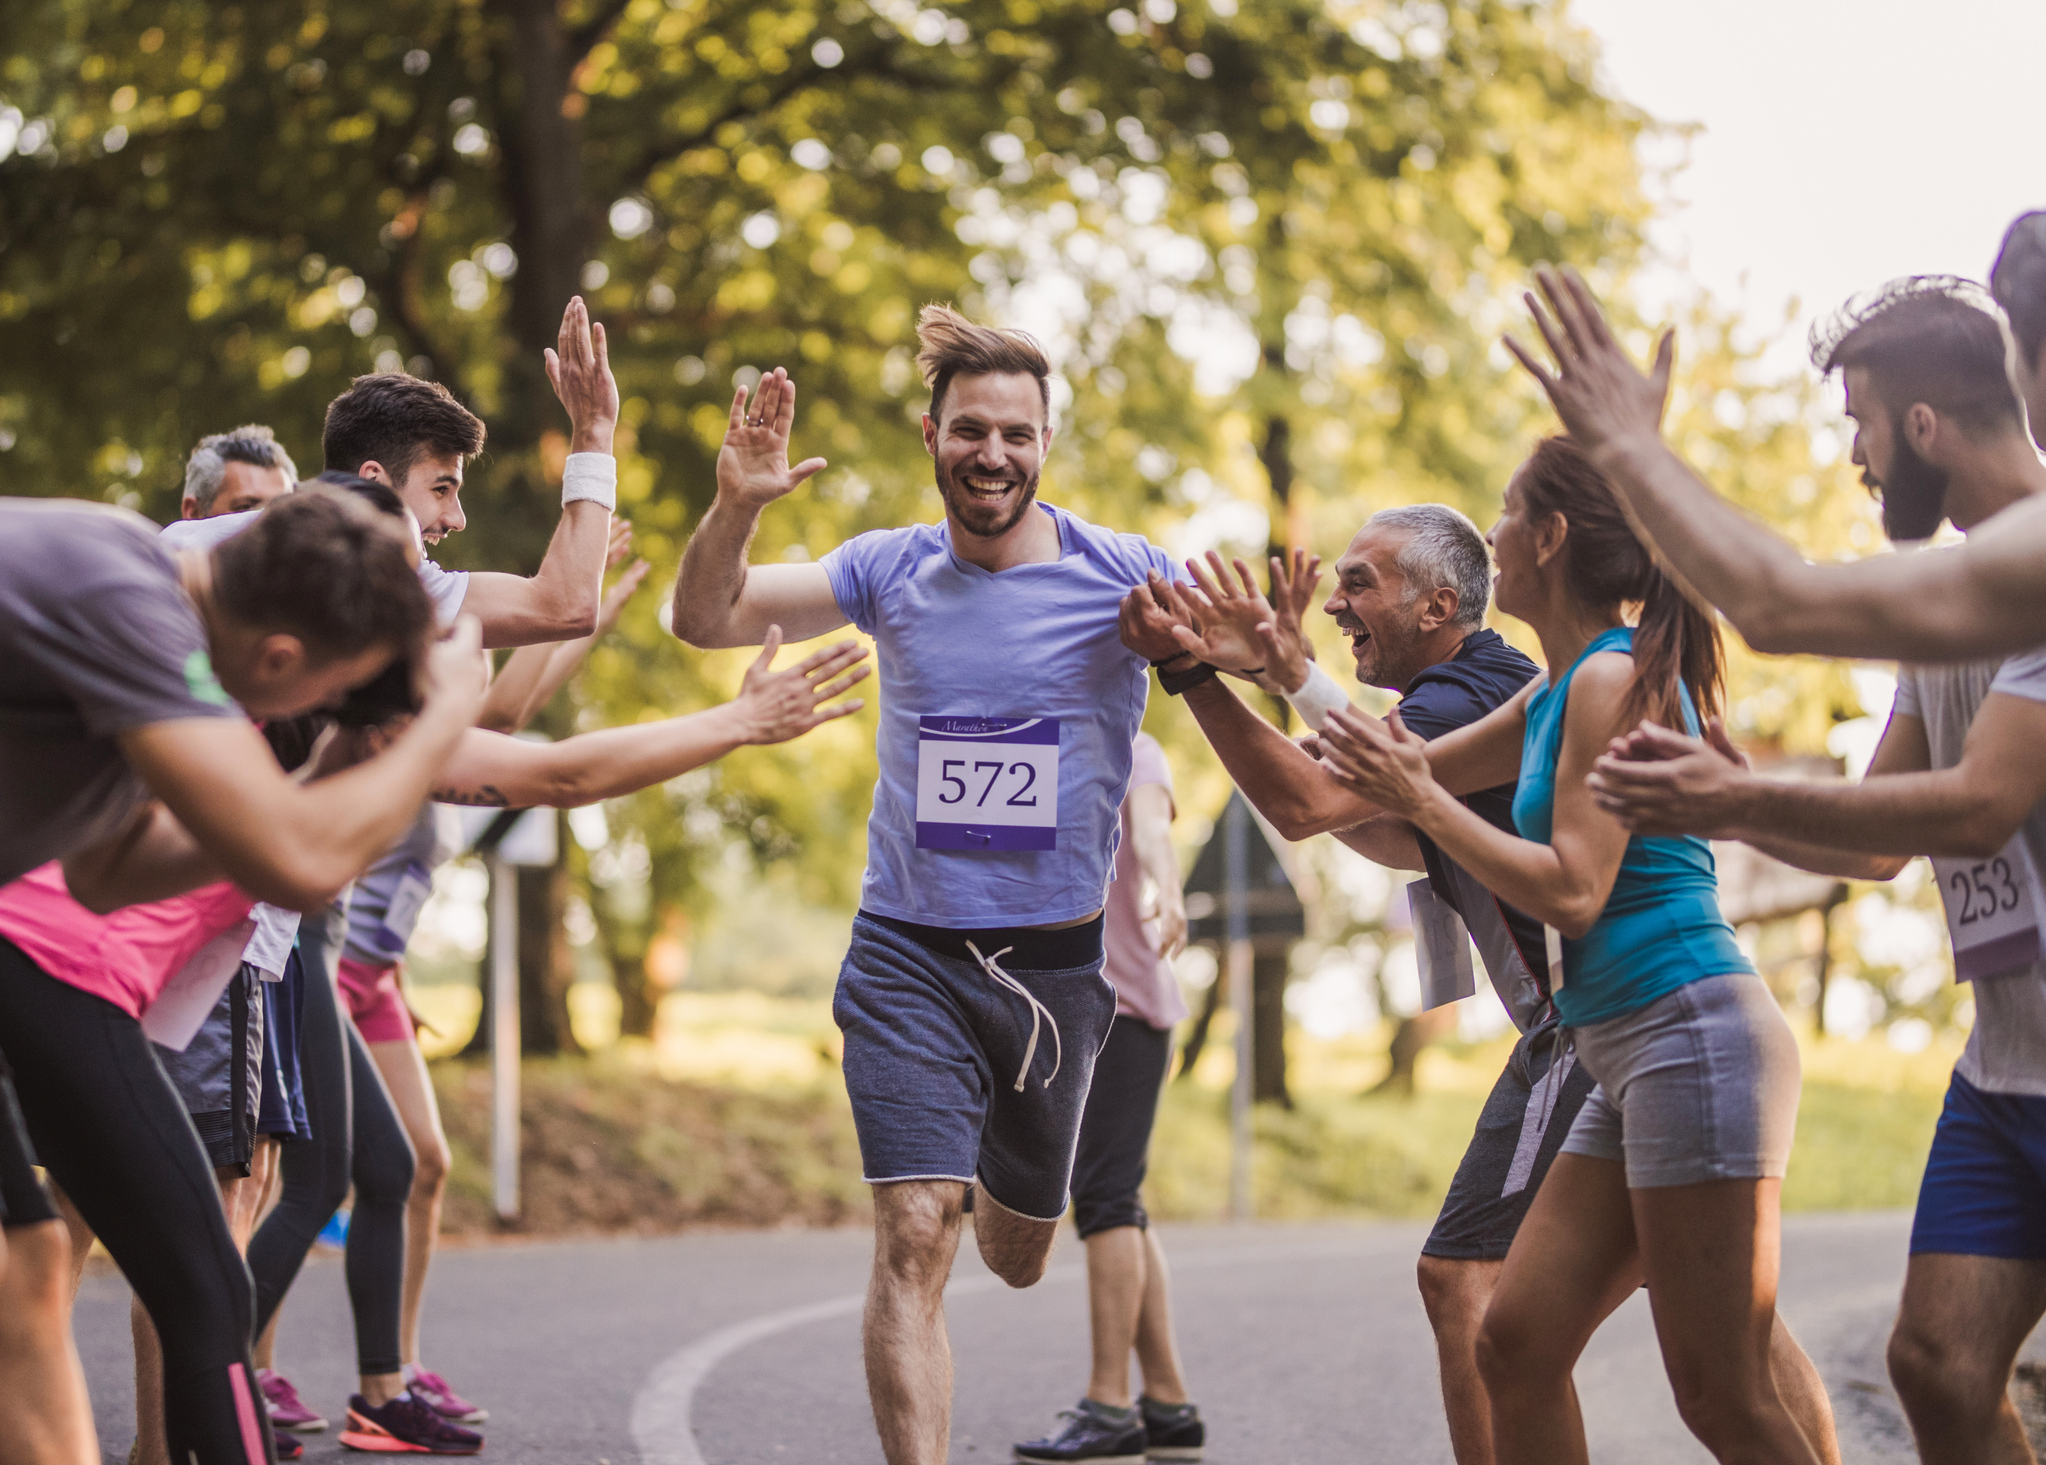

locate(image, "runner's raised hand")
(733, 625), (870, 744)
(719, 367), (829, 512)
(1502, 265), (1673, 454)
(1161, 552), (1275, 673)
(544, 295), (619, 454)
(1255, 548), (1324, 694)
(1317, 706), (1435, 818)
(1118, 574), (1195, 663)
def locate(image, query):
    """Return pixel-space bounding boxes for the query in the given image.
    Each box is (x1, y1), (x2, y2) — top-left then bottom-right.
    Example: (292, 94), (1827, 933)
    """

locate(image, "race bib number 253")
(1934, 834), (2044, 983)
(915, 716), (1059, 852)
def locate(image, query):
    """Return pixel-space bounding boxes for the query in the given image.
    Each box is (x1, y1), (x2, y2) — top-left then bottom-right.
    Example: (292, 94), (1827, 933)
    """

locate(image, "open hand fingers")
(775, 371), (798, 437)
(1231, 556), (1260, 599)
(1501, 333), (1559, 395)
(728, 384), (751, 433)
(1523, 288), (1572, 373)
(815, 664), (873, 700)
(1186, 553), (1228, 604)
(792, 639), (865, 677)
(750, 624), (785, 675)
(1559, 268), (1619, 352)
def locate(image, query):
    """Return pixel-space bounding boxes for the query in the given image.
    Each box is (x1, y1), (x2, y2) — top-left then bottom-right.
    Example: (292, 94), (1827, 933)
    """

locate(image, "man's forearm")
(672, 496), (762, 648)
(1733, 771), (2015, 861)
(436, 704), (752, 809)
(1182, 678), (1384, 839)
(1332, 815), (1426, 871)
(512, 499), (610, 645)
(1590, 434), (1823, 654)
(1736, 828), (1908, 882)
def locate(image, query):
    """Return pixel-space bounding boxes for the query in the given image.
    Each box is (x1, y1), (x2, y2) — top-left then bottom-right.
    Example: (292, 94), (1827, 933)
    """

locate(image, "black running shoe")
(1140, 1397), (1204, 1462)
(1014, 1400), (1148, 1464)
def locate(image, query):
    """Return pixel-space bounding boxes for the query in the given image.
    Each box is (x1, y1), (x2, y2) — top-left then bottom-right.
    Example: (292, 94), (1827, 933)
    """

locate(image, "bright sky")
(1570, 0), (2046, 371)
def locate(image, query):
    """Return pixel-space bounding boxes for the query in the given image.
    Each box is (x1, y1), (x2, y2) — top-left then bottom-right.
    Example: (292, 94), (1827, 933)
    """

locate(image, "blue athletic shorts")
(1911, 1068), (2046, 1261)
(834, 912), (1116, 1222)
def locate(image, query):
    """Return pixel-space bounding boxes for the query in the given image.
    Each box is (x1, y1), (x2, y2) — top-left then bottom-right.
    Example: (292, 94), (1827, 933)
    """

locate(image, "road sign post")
(1223, 794), (1253, 1222)
(488, 853), (519, 1222)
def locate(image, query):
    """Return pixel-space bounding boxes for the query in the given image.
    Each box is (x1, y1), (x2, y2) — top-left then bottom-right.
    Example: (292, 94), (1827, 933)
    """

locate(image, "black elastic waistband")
(860, 910), (1105, 971)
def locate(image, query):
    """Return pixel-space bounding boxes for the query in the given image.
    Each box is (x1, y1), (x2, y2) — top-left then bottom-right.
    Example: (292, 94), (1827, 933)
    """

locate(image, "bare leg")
(1084, 1227), (1146, 1407)
(1419, 1254), (1506, 1465)
(1770, 1317), (1841, 1465)
(1132, 1228), (1191, 1406)
(1888, 1252), (2046, 1465)
(0, 1219), (97, 1465)
(368, 1035), (448, 1367)
(972, 1179), (1058, 1288)
(1477, 1155), (1645, 1465)
(1633, 1178), (1821, 1463)
(865, 1181), (965, 1465)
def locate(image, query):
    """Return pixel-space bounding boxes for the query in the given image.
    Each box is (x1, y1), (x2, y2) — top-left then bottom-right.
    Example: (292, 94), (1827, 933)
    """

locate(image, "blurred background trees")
(0, 0), (1887, 1060)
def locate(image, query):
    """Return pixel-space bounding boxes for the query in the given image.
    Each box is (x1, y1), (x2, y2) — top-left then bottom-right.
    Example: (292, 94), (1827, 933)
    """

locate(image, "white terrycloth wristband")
(561, 452), (617, 511)
(1284, 661), (1352, 732)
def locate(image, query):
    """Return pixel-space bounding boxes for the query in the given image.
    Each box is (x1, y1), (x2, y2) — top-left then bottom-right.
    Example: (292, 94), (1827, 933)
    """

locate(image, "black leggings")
(246, 908), (414, 1376)
(0, 937), (275, 1465)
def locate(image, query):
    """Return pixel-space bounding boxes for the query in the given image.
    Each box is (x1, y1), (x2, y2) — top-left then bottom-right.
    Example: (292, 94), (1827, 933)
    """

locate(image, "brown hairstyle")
(1811, 276), (2021, 435)
(321, 373), (486, 484)
(1517, 436), (1725, 729)
(915, 303), (1051, 423)
(1992, 212), (2046, 372)
(211, 488), (434, 661)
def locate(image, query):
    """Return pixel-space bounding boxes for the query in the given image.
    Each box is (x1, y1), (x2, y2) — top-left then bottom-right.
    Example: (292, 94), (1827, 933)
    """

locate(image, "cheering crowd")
(3, 198), (2046, 1465)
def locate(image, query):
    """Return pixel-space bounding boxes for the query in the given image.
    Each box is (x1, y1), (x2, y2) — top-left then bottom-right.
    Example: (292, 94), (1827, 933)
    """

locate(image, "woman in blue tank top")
(1321, 437), (1816, 1465)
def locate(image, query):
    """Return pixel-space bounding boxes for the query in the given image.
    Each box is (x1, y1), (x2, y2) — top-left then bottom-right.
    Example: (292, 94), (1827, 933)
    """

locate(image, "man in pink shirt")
(1016, 732), (1205, 1464)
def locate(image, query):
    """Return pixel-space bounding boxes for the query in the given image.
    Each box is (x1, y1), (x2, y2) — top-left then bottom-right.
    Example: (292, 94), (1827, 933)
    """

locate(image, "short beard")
(1873, 419), (1950, 542)
(1352, 613), (1426, 692)
(937, 458), (1042, 540)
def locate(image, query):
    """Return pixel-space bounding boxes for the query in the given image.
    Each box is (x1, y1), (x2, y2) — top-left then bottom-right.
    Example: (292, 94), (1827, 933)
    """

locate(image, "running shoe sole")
(338, 1412), (483, 1455)
(1147, 1450), (1203, 1461)
(1013, 1454), (1146, 1465)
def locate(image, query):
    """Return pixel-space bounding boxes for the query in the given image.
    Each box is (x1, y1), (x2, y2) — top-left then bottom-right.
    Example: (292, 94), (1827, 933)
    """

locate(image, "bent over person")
(671, 305), (1179, 1465)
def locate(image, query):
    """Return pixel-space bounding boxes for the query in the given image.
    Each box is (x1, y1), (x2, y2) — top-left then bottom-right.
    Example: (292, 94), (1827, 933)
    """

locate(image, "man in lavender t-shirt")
(1016, 731), (1207, 1462)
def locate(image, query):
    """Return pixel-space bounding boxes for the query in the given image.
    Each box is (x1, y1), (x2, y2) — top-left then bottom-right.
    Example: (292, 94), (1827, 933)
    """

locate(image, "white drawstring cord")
(966, 940), (1063, 1093)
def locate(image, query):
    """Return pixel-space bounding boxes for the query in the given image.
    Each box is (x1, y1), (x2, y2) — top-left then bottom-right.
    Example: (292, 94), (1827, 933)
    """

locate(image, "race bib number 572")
(915, 716), (1059, 852)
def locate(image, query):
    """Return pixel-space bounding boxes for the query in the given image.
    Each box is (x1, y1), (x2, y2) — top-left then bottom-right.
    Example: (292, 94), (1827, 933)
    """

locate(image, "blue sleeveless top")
(1510, 627), (1752, 1026)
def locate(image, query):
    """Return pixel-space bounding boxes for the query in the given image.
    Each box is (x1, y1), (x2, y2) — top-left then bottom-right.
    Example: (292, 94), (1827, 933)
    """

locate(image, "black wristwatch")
(1153, 655), (1218, 696)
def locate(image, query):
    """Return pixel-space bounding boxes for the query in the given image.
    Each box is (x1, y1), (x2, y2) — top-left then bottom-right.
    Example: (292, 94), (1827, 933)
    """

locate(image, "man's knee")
(873, 1185), (963, 1293)
(972, 1185), (1055, 1289)
(1475, 1295), (1559, 1398)
(1889, 1313), (2002, 1423)
(1416, 1253), (1487, 1335)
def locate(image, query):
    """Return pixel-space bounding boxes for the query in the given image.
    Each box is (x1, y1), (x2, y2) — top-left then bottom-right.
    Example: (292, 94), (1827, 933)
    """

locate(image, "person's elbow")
(243, 853), (355, 916)
(1550, 890), (1608, 941)
(1951, 796), (2028, 860)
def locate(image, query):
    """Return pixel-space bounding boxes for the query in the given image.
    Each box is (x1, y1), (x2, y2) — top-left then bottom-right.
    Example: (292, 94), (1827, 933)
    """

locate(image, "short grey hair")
(183, 425), (299, 514)
(1364, 504), (1491, 629)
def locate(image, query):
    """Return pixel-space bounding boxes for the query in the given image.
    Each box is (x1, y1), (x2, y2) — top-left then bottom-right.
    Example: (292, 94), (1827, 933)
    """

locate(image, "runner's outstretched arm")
(461, 297), (618, 647)
(671, 368), (847, 648)
(429, 629), (868, 808)
(477, 521), (648, 734)
(64, 620), (490, 913)
(1507, 265), (2046, 661)
(1589, 693), (2046, 861)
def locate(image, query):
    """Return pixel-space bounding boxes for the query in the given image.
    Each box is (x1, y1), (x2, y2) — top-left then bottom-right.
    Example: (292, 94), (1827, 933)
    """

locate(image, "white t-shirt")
(160, 509), (469, 627)
(1893, 646), (2046, 1096)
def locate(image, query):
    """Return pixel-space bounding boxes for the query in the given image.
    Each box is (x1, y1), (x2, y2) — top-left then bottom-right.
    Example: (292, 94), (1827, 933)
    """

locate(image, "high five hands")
(733, 626), (871, 745)
(545, 296), (619, 455)
(1317, 707), (1438, 820)
(1503, 265), (1672, 454)
(1114, 550), (1325, 698)
(719, 367), (828, 511)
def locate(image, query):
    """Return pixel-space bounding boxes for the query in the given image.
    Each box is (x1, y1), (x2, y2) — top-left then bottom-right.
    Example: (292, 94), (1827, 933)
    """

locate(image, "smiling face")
(361, 451), (467, 544)
(1485, 469), (1548, 621)
(1322, 524), (1433, 691)
(923, 372), (1051, 541)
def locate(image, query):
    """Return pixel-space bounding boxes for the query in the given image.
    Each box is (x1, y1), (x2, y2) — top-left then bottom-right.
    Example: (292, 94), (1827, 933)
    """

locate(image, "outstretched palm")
(1162, 552), (1276, 672)
(718, 367), (828, 511)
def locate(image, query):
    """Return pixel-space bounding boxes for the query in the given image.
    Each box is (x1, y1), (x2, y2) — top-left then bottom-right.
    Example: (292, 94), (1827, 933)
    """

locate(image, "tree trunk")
(1252, 948), (1290, 1107)
(591, 889), (659, 1039)
(517, 818), (581, 1056)
(1370, 1008), (1455, 1097)
(1175, 969), (1225, 1081)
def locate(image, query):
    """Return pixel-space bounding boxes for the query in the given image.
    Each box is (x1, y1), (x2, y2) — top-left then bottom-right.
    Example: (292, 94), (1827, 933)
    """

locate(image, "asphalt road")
(71, 1211), (1989, 1463)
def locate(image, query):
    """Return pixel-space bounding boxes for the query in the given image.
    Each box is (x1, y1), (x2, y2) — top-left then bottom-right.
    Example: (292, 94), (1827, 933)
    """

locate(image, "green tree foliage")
(2, 0), (1688, 1017)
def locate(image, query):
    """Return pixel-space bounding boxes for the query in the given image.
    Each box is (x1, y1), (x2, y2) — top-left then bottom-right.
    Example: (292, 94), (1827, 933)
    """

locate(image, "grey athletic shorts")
(1560, 973), (1800, 1188)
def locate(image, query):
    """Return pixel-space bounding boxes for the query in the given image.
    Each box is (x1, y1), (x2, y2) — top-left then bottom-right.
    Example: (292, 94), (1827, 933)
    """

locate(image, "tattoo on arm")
(430, 785), (511, 808)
